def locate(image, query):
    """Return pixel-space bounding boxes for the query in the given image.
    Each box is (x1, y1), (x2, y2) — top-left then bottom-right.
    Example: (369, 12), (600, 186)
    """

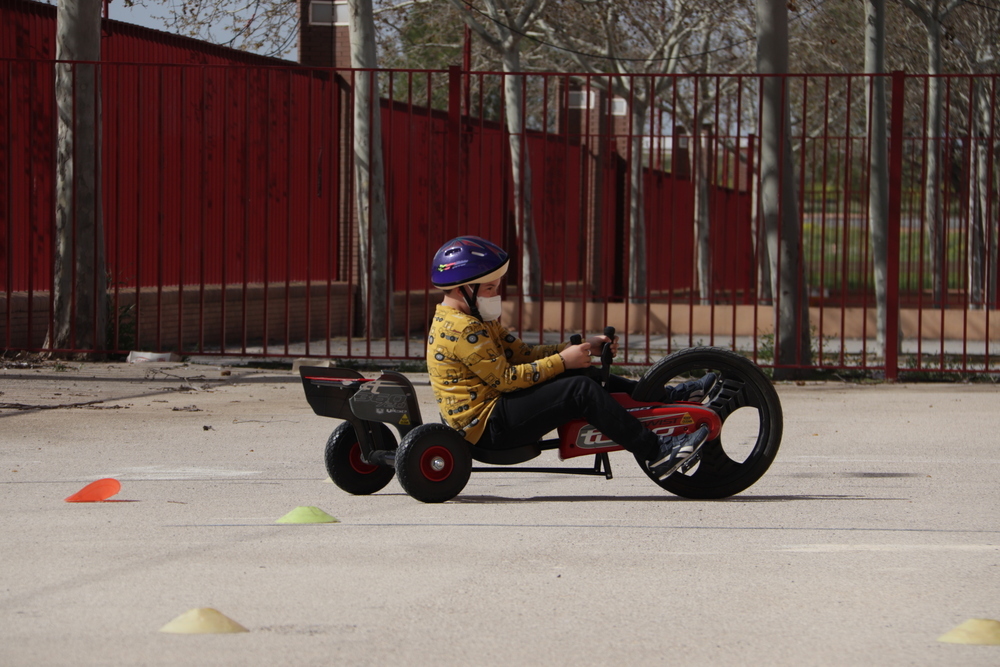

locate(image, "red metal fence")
(1, 0), (999, 376)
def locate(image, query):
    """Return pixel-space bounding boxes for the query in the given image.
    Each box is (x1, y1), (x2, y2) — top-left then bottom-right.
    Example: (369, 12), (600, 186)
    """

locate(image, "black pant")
(478, 368), (659, 460)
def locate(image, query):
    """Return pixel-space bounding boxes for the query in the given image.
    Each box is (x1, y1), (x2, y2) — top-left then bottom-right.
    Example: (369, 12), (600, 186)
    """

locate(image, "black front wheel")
(325, 421), (396, 495)
(632, 347), (782, 499)
(395, 423), (472, 503)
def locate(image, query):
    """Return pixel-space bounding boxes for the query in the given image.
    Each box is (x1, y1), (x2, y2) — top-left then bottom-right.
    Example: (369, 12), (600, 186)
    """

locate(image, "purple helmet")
(431, 236), (510, 289)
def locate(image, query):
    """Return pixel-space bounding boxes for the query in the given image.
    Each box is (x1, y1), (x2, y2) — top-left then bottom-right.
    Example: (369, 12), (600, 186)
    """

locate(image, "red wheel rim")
(348, 442), (379, 475)
(419, 445), (454, 482)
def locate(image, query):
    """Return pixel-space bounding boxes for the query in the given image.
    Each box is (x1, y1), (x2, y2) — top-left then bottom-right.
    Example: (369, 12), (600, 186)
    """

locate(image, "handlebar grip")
(602, 327), (616, 360)
(600, 327), (615, 387)
(570, 334), (582, 346)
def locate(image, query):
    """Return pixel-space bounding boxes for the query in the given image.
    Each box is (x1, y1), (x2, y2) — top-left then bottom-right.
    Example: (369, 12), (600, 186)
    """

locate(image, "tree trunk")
(626, 102), (648, 303)
(348, 0), (391, 337)
(865, 0), (891, 356)
(757, 0), (811, 378)
(968, 75), (990, 308)
(584, 88), (604, 300)
(50, 0), (106, 358)
(750, 135), (773, 304)
(924, 20), (945, 306)
(694, 122), (712, 305)
(990, 150), (1000, 309)
(501, 55), (542, 301)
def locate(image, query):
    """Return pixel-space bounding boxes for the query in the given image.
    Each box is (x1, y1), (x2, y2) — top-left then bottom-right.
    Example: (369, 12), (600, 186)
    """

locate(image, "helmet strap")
(461, 284), (484, 321)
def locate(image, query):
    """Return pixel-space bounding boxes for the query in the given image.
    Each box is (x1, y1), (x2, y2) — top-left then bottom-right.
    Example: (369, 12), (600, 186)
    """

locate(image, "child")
(426, 236), (713, 479)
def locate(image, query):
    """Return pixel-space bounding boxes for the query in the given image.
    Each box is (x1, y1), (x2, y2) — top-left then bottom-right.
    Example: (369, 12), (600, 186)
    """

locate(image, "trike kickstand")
(470, 451), (612, 479)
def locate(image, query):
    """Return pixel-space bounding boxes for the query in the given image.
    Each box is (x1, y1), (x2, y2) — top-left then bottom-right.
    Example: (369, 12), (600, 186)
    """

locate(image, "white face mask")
(476, 295), (503, 321)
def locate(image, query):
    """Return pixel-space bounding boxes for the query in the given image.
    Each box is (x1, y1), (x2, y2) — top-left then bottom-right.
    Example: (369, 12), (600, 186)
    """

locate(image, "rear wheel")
(396, 423), (472, 503)
(632, 347), (782, 499)
(325, 421), (396, 495)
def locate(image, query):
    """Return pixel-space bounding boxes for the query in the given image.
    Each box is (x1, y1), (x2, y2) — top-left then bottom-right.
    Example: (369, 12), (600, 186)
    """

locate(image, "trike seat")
(468, 442), (541, 465)
(437, 412), (542, 464)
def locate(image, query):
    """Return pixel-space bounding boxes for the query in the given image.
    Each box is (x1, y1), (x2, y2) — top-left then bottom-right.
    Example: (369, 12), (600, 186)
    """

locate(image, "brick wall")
(1, 285), (436, 354)
(298, 0), (351, 69)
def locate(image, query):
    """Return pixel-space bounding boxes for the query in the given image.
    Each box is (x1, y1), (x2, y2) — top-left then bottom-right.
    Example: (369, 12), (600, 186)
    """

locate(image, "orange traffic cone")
(65, 478), (121, 502)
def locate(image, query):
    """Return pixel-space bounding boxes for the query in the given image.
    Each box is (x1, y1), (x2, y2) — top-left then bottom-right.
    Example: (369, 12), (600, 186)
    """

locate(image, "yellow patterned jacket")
(426, 303), (568, 444)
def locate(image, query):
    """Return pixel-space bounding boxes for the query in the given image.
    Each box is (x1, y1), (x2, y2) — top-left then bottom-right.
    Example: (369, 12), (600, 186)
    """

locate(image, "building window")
(611, 97), (628, 116)
(309, 1), (349, 26)
(568, 91), (597, 110)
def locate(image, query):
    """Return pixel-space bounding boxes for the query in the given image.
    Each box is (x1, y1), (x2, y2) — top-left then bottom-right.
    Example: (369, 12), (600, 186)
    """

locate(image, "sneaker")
(647, 425), (710, 480)
(669, 372), (718, 403)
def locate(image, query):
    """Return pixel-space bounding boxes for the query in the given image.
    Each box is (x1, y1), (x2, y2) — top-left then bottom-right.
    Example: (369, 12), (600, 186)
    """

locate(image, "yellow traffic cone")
(159, 608), (249, 634)
(276, 506), (339, 524)
(938, 618), (1000, 645)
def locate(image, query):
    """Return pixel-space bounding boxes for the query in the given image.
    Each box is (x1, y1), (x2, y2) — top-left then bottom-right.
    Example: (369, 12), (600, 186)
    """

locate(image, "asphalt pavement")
(1, 360), (998, 666)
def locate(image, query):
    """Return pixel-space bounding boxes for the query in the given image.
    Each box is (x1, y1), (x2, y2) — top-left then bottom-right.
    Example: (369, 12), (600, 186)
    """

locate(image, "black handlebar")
(601, 326), (615, 387)
(569, 329), (615, 387)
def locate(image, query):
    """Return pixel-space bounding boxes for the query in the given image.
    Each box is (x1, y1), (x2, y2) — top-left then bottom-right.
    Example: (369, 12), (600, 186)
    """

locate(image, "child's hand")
(561, 342), (593, 369)
(587, 334), (618, 358)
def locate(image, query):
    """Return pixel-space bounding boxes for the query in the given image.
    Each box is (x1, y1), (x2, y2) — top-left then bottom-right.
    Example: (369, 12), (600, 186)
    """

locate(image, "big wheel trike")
(299, 337), (782, 503)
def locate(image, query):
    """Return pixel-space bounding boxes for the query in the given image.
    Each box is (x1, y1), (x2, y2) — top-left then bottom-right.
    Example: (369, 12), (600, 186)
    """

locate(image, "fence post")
(885, 71), (905, 380)
(446, 65), (462, 234)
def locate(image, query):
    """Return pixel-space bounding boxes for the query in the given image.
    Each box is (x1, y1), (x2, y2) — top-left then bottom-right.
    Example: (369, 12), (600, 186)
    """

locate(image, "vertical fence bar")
(939, 75), (953, 367)
(422, 70), (433, 346)
(557, 76), (567, 340)
(860, 74), (874, 370)
(262, 68), (272, 357)
(91, 62), (101, 354)
(70, 62), (79, 351)
(241, 67), (251, 354)
(772, 73), (785, 369)
(303, 69), (314, 357)
(385, 71), (400, 356)
(47, 61), (56, 353)
(597, 76), (612, 334)
(885, 71), (905, 380)
(915, 76), (930, 369)
(838, 79), (853, 368)
(664, 84), (687, 354)
(649, 88), (660, 361)
(155, 64), (164, 352)
(446, 66), (462, 243)
(581, 74), (592, 347)
(688, 75), (700, 350)
(985, 76), (998, 368)
(521, 71), (533, 321)
(133, 65), (144, 352)
(329, 70), (339, 352)
(283, 69), (293, 357)
(28, 62), (39, 351)
(197, 65), (208, 355)
(623, 76), (634, 352)
(797, 75), (810, 366)
(401, 71), (416, 353)
(960, 75), (976, 372)
(178, 65), (187, 356)
(220, 67), (230, 355)
(817, 76), (833, 367)
(709, 76), (720, 347)
(110, 63), (121, 353)
(4, 61), (12, 350)
(747, 130), (758, 364)
(539, 73), (550, 344)
(346, 69), (356, 358)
